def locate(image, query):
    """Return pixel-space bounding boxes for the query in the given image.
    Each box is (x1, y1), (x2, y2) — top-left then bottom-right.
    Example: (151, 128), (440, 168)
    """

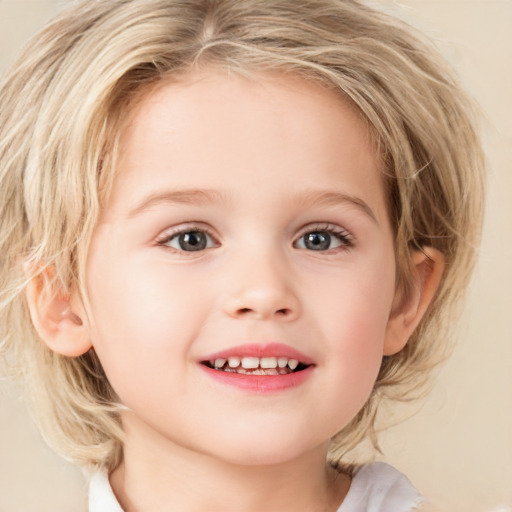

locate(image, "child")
(0, 0), (485, 510)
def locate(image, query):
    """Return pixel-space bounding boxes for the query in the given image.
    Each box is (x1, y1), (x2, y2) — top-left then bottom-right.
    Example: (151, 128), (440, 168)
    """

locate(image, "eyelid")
(293, 222), (354, 250)
(154, 221), (353, 253)
(155, 223), (220, 250)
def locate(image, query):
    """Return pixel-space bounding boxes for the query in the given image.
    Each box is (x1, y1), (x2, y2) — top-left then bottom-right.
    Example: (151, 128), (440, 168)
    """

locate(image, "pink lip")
(198, 343), (315, 394)
(199, 364), (314, 393)
(200, 342), (313, 365)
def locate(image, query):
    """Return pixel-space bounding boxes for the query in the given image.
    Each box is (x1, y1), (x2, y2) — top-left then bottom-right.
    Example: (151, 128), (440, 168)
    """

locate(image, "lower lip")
(199, 365), (314, 393)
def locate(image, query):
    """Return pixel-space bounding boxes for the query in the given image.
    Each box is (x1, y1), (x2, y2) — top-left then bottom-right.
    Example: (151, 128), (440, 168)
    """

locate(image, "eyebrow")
(128, 187), (377, 224)
(293, 189), (378, 224)
(128, 188), (230, 217)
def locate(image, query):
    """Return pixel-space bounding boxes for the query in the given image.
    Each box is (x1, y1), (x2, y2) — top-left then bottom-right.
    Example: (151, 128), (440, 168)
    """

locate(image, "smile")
(202, 356), (309, 375)
(198, 343), (314, 392)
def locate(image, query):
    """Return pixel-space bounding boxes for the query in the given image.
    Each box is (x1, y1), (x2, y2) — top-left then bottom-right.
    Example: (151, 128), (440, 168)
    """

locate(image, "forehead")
(105, 70), (387, 223)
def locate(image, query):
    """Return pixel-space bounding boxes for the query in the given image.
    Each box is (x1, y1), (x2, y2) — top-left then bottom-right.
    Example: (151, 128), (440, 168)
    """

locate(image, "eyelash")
(294, 223), (353, 252)
(155, 223), (353, 254)
(155, 224), (219, 253)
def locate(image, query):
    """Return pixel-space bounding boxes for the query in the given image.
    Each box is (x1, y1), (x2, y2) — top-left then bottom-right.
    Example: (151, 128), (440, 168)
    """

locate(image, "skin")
(28, 70), (443, 511)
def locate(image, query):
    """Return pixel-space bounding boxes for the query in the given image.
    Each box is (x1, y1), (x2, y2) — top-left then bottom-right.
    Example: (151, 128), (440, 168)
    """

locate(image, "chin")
(200, 426), (324, 468)
(215, 447), (305, 468)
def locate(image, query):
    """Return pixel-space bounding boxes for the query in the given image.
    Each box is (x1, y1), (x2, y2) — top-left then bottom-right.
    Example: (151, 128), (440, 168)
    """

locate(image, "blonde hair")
(0, 0), (485, 470)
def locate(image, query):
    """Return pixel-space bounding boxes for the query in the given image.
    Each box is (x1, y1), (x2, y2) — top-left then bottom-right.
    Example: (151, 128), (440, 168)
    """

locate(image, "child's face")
(83, 71), (399, 465)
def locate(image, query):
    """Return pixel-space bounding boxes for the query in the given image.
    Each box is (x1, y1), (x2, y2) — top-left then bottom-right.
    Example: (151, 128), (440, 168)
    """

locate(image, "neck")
(110, 412), (350, 512)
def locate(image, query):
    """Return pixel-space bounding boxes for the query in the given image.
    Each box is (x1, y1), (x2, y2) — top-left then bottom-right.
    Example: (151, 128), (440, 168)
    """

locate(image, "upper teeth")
(213, 356), (300, 370)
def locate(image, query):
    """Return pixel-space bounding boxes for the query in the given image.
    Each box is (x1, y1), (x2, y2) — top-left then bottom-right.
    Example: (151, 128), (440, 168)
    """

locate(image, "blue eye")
(295, 229), (351, 251)
(160, 230), (217, 252)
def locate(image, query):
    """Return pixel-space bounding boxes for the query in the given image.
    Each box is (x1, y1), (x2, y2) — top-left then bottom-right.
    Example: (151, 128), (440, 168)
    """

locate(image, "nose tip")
(221, 249), (301, 322)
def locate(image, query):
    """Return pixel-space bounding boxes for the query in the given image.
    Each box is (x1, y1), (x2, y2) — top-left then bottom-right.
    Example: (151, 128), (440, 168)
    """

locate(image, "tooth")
(277, 357), (288, 368)
(260, 357), (277, 369)
(228, 357), (240, 368)
(252, 368), (279, 375)
(288, 359), (299, 370)
(241, 357), (259, 369)
(214, 358), (226, 368)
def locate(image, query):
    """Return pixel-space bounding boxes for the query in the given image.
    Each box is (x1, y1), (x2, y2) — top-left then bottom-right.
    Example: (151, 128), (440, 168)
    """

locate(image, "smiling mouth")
(201, 356), (310, 375)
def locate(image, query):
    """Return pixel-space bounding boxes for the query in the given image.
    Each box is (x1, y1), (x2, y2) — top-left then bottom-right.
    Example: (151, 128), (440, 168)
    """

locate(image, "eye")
(294, 226), (352, 252)
(157, 228), (217, 252)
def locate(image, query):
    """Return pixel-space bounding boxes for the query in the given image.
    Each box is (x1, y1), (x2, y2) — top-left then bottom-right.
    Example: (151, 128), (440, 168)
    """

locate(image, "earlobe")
(383, 247), (445, 356)
(24, 265), (92, 357)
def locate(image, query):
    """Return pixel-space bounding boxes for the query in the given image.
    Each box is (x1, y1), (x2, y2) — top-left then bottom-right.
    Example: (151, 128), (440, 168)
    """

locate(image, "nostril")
(235, 307), (290, 317)
(230, 304), (297, 320)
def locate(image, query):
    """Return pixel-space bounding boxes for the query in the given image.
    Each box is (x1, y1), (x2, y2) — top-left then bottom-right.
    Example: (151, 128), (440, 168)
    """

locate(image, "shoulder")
(88, 469), (124, 512)
(338, 462), (426, 512)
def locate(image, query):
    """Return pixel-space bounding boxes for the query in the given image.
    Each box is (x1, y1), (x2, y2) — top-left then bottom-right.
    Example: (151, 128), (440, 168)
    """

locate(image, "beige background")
(0, 1), (510, 511)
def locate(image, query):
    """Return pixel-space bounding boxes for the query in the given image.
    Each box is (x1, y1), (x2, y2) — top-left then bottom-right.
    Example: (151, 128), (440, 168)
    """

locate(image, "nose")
(222, 253), (301, 322)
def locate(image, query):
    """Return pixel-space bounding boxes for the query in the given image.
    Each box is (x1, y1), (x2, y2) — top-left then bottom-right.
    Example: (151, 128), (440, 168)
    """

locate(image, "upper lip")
(200, 342), (314, 365)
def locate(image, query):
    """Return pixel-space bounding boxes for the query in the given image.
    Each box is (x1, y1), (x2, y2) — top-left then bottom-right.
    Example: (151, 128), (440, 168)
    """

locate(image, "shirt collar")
(88, 470), (124, 512)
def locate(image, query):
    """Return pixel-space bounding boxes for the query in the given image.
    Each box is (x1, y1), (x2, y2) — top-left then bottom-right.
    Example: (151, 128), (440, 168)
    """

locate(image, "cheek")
(84, 251), (208, 393)
(328, 292), (388, 381)
(308, 258), (395, 397)
(315, 256), (395, 342)
(322, 298), (389, 424)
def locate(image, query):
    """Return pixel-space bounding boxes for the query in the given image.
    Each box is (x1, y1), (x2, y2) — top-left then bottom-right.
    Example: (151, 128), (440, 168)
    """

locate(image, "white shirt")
(88, 461), (425, 512)
(338, 462), (425, 511)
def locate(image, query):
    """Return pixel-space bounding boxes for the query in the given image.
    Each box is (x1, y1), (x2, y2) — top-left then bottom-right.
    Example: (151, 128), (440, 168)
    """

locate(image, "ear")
(24, 265), (92, 357)
(383, 247), (445, 356)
